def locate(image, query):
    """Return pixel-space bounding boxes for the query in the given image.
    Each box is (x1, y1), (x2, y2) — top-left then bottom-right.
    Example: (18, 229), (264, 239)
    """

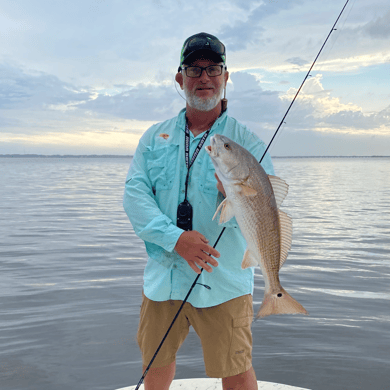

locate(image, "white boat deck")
(118, 378), (311, 389)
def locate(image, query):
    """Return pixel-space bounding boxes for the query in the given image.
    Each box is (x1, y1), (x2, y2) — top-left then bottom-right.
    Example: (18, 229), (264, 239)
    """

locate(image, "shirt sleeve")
(123, 131), (184, 253)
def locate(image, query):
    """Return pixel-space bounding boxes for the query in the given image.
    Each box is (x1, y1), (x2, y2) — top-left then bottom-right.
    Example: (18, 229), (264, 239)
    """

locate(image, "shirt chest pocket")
(143, 144), (178, 191)
(198, 159), (218, 196)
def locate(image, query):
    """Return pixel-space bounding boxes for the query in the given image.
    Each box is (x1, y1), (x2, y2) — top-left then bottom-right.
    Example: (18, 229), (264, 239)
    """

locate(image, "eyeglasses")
(182, 65), (224, 78)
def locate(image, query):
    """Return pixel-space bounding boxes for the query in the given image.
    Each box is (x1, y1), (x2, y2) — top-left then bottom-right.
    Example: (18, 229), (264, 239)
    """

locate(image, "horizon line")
(1, 154), (390, 159)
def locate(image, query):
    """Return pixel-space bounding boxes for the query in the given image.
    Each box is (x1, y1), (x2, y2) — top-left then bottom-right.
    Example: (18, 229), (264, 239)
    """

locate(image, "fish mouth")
(206, 136), (216, 155)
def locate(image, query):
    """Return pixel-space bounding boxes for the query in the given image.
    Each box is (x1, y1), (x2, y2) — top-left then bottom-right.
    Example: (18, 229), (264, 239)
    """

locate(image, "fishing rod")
(135, 1), (350, 388)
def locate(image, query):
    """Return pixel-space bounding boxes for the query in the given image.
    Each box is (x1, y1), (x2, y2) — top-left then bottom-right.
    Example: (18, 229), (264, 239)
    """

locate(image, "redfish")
(206, 134), (307, 318)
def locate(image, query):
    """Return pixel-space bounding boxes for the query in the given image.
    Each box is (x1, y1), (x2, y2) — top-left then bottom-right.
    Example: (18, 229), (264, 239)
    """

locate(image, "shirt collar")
(177, 107), (228, 136)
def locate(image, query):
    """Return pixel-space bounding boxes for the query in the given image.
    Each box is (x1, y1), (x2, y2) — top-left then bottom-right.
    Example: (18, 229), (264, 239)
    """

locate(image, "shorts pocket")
(229, 316), (253, 367)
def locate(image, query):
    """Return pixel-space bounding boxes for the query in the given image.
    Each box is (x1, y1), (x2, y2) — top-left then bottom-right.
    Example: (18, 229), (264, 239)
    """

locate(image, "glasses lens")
(185, 67), (202, 77)
(206, 65), (222, 77)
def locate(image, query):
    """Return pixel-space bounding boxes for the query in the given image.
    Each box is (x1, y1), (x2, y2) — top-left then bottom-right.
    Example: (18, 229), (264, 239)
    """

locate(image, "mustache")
(195, 86), (215, 90)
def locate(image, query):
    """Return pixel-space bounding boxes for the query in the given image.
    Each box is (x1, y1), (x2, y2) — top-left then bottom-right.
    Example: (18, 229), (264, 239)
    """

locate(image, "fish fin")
(212, 196), (225, 221)
(241, 249), (258, 269)
(237, 184), (257, 197)
(268, 175), (289, 208)
(219, 199), (235, 223)
(278, 210), (293, 269)
(216, 190), (225, 210)
(213, 198), (235, 224)
(256, 287), (308, 318)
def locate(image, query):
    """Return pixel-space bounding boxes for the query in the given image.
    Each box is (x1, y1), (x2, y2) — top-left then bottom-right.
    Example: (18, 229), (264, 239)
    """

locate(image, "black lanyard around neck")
(184, 122), (210, 200)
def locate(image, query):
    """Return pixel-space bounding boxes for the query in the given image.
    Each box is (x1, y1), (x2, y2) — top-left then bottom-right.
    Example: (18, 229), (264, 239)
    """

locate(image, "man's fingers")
(195, 257), (213, 273)
(201, 252), (219, 268)
(175, 231), (220, 274)
(197, 232), (209, 244)
(189, 261), (202, 275)
(201, 243), (220, 259)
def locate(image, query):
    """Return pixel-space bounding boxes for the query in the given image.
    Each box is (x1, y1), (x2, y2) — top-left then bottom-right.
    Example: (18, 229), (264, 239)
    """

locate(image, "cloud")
(1, 60), (389, 155)
(82, 83), (184, 121)
(218, 0), (302, 51)
(227, 72), (390, 140)
(227, 72), (286, 126)
(286, 57), (310, 67)
(2, 64), (389, 137)
(0, 64), (91, 110)
(363, 10), (390, 39)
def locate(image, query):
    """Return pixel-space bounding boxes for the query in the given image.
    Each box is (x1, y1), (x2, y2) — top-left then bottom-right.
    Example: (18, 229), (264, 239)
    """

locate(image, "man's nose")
(199, 68), (211, 82)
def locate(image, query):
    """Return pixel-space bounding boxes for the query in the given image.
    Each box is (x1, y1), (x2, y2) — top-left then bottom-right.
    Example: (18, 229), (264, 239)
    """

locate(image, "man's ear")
(175, 72), (184, 90)
(224, 70), (229, 88)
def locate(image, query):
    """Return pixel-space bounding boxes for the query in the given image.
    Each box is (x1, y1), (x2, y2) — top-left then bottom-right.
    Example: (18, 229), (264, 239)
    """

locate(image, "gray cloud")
(364, 10), (390, 39)
(82, 83), (183, 121)
(1, 64), (389, 146)
(227, 72), (287, 125)
(228, 72), (390, 136)
(218, 0), (302, 51)
(285, 57), (310, 67)
(322, 106), (390, 130)
(0, 64), (91, 110)
(333, 7), (390, 46)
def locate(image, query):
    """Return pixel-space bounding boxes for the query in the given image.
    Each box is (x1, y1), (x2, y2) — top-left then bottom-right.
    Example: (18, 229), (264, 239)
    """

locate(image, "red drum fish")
(206, 134), (307, 318)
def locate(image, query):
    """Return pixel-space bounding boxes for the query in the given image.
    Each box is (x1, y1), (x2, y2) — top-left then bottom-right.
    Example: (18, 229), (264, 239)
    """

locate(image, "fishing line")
(135, 1), (351, 388)
(174, 74), (186, 101)
(311, 0), (357, 74)
(260, 0), (351, 163)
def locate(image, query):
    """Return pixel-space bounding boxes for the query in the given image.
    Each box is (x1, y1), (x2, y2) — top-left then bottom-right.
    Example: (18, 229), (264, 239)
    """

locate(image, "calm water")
(0, 157), (389, 390)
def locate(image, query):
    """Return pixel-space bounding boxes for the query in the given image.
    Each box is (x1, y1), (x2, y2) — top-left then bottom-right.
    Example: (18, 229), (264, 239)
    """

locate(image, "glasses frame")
(182, 65), (225, 78)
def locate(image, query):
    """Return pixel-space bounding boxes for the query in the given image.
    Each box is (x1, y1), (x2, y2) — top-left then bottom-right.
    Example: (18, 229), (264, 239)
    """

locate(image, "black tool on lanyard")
(176, 123), (210, 231)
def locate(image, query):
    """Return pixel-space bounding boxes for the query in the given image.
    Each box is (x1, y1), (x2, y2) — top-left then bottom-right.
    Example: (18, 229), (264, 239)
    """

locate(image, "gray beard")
(184, 86), (224, 112)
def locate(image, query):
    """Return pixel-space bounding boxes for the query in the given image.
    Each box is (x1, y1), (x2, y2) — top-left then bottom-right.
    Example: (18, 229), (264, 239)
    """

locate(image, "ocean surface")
(0, 156), (389, 390)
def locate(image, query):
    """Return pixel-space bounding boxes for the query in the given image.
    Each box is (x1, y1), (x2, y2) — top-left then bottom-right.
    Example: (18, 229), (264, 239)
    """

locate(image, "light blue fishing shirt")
(123, 108), (274, 308)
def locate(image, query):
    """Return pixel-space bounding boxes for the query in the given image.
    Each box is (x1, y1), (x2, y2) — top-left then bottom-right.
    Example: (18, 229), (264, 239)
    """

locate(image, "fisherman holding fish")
(124, 32), (276, 390)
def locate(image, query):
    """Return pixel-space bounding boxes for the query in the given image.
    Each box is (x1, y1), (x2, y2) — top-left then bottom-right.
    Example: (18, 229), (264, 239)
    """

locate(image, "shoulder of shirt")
(223, 113), (266, 147)
(141, 116), (178, 138)
(138, 109), (185, 147)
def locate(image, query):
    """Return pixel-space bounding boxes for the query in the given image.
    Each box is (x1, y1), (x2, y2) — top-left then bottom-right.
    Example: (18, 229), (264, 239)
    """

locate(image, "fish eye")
(224, 143), (231, 150)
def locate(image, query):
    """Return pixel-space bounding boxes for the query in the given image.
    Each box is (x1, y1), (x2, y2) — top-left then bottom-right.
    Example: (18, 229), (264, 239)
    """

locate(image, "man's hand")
(174, 231), (220, 274)
(214, 173), (226, 197)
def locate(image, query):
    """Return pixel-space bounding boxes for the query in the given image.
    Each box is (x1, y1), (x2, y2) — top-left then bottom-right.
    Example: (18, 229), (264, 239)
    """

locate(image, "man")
(123, 32), (274, 390)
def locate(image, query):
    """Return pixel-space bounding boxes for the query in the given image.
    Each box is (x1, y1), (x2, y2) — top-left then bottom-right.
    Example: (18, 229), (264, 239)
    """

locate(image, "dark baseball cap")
(179, 32), (226, 69)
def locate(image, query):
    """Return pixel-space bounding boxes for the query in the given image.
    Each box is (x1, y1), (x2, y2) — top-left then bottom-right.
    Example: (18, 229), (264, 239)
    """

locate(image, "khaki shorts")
(137, 293), (253, 378)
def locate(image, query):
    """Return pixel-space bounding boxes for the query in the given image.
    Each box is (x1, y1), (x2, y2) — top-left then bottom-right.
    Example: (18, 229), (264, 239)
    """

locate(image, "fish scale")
(233, 175), (281, 291)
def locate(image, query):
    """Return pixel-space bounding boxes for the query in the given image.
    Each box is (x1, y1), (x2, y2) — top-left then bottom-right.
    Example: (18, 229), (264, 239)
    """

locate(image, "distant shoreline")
(0, 154), (134, 158)
(1, 154), (389, 159)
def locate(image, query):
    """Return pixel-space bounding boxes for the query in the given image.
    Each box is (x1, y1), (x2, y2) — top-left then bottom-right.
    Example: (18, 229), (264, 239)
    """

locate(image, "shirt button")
(173, 264), (177, 269)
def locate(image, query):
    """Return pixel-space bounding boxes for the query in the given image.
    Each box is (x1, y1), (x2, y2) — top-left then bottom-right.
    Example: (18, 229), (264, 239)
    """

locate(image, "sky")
(1, 0), (389, 156)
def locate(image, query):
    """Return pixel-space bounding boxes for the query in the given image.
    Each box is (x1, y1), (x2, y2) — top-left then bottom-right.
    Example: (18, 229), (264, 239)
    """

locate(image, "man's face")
(179, 58), (229, 112)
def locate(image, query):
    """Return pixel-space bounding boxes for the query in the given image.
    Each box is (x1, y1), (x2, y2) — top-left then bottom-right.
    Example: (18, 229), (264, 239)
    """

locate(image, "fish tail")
(256, 287), (308, 318)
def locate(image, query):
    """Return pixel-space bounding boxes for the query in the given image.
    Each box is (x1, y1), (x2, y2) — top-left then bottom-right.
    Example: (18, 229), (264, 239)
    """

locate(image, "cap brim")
(182, 50), (223, 65)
